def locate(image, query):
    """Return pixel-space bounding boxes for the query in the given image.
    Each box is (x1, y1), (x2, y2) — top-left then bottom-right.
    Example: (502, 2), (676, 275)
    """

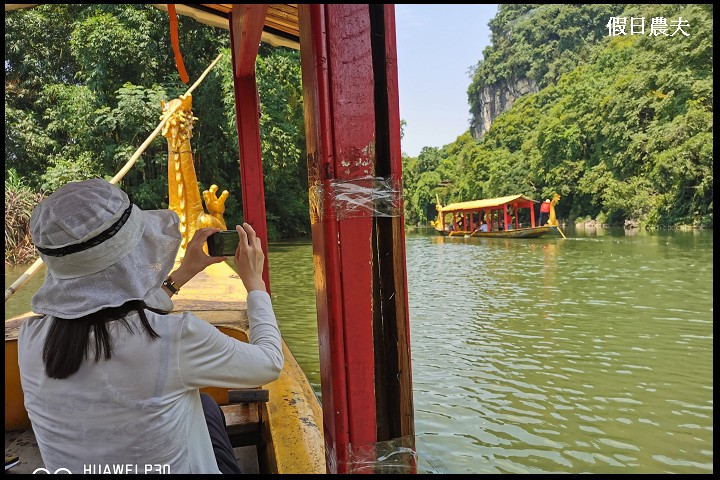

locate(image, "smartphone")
(206, 230), (240, 257)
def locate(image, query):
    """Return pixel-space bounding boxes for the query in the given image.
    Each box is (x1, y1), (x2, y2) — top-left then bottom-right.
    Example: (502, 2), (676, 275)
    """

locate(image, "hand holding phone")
(206, 230), (241, 257)
(232, 223), (266, 293)
(167, 227), (226, 293)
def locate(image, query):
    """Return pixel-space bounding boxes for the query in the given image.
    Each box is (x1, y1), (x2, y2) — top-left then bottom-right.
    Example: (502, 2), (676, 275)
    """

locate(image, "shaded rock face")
(471, 77), (538, 140)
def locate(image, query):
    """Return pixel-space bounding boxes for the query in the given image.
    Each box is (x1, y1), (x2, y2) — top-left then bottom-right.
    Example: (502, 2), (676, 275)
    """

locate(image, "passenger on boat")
(479, 222), (488, 232)
(539, 199), (551, 226)
(506, 215), (514, 230)
(17, 178), (283, 474)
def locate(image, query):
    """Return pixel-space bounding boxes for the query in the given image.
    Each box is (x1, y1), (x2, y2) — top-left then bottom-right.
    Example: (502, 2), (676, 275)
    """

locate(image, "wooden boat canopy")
(5, 4), (301, 50)
(440, 194), (537, 213)
(433, 193), (564, 238)
(150, 4), (300, 50)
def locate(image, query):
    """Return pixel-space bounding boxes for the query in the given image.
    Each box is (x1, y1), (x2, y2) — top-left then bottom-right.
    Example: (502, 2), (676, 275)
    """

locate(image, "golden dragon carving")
(160, 93), (229, 260)
(547, 193), (560, 227)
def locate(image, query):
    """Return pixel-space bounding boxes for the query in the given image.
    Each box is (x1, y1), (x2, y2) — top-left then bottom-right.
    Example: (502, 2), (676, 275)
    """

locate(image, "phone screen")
(206, 231), (240, 256)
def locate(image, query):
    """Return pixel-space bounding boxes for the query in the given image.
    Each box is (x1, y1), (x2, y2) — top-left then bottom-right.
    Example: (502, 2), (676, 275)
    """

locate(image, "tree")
(5, 4), (311, 238)
(404, 3), (713, 228)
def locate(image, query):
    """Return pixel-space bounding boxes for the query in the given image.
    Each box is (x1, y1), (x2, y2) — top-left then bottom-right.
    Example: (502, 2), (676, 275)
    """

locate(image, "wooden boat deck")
(4, 261), (251, 340)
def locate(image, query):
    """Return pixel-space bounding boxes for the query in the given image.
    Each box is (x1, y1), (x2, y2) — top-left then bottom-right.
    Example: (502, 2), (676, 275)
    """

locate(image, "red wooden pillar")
(298, 4), (413, 473)
(531, 202), (537, 227)
(381, 3), (414, 456)
(228, 4), (271, 291)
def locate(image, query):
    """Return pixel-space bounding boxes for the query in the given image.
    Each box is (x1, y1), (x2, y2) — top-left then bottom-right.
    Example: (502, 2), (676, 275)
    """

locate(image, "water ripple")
(406, 229), (713, 474)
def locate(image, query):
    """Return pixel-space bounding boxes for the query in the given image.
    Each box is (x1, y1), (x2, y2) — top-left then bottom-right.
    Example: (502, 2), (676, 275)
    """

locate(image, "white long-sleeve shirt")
(18, 290), (283, 474)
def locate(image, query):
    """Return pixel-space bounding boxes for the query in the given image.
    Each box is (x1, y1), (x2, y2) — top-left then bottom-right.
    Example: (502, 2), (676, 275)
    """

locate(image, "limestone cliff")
(470, 77), (538, 140)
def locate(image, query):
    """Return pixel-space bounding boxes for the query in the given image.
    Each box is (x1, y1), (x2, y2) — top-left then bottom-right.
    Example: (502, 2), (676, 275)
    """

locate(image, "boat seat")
(221, 388), (269, 448)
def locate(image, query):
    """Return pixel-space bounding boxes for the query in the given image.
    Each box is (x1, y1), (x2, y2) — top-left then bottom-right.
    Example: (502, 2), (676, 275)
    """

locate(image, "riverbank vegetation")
(5, 5), (712, 268)
(5, 4), (308, 244)
(5, 170), (44, 265)
(404, 4), (712, 229)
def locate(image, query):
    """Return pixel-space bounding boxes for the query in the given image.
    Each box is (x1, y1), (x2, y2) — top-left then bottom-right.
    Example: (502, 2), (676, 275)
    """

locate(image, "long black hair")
(42, 300), (164, 379)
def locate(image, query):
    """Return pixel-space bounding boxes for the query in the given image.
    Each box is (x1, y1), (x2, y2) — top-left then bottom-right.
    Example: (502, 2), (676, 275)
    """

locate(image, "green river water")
(5, 225), (713, 474)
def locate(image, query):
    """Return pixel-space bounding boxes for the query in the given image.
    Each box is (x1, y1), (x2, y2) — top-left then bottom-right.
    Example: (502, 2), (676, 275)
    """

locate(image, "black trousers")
(200, 393), (242, 474)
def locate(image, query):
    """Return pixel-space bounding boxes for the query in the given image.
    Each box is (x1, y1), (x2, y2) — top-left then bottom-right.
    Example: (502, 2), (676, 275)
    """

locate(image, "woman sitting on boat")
(17, 178), (284, 474)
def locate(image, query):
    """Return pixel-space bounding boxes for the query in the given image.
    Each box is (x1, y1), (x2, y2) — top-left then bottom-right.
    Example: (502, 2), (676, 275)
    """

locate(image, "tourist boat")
(5, 4), (415, 475)
(431, 193), (563, 238)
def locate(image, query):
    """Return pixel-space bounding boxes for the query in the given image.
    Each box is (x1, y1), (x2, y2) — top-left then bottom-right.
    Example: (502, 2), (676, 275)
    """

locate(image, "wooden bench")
(221, 388), (270, 448)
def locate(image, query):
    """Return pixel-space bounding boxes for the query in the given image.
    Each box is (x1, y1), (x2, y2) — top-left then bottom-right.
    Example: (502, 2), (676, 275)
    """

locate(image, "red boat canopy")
(439, 194), (537, 213)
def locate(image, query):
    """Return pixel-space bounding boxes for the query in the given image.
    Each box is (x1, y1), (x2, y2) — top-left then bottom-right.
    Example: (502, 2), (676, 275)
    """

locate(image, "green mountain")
(403, 4), (712, 228)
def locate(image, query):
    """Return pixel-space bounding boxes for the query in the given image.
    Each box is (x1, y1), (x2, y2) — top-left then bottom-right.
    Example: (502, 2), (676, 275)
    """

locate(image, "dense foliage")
(5, 4), (308, 241)
(5, 3), (713, 250)
(404, 4), (712, 228)
(5, 169), (44, 265)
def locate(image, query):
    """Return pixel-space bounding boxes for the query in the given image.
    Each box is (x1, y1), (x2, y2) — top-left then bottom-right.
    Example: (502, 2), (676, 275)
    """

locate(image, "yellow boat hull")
(438, 225), (559, 238)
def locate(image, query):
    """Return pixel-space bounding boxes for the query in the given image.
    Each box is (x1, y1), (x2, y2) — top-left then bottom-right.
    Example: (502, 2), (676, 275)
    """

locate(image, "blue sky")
(394, 4), (499, 157)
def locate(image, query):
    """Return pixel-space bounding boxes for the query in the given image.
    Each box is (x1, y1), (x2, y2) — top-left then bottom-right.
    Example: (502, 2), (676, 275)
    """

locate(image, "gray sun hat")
(29, 178), (181, 318)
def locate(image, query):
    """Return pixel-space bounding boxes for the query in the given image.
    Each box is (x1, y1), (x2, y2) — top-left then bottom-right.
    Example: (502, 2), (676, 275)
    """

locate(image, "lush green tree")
(404, 3), (712, 229)
(254, 44), (308, 238)
(5, 169), (44, 265)
(6, 4), (712, 235)
(5, 4), (311, 239)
